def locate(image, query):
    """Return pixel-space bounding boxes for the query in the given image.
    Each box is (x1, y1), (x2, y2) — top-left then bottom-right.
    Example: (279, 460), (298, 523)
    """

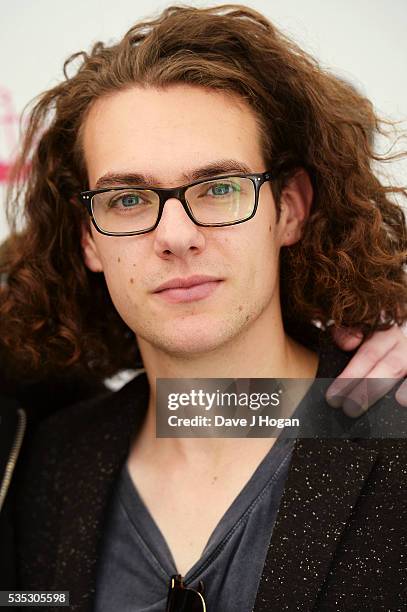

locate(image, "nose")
(153, 198), (206, 260)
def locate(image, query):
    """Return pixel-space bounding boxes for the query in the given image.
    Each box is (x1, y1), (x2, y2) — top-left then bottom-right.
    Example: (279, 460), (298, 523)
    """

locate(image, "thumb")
(331, 326), (364, 351)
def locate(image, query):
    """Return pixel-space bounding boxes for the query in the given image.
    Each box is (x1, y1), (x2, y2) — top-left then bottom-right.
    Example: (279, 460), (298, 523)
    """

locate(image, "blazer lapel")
(253, 437), (378, 611)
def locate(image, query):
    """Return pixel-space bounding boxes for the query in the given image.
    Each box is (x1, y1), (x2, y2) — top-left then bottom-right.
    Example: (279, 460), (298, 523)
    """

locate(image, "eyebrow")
(94, 160), (253, 189)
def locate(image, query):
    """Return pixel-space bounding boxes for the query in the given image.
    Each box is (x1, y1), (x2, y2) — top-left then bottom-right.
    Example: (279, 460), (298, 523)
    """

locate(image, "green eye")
(208, 182), (240, 196)
(120, 194), (141, 207)
(108, 192), (143, 208)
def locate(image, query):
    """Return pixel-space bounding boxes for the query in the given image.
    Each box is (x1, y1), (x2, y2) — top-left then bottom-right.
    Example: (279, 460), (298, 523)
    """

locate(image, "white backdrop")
(1, 0), (406, 242)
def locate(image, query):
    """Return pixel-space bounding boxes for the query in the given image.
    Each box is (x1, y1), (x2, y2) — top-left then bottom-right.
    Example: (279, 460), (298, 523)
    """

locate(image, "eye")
(207, 182), (239, 196)
(108, 192), (144, 208)
(120, 194), (141, 207)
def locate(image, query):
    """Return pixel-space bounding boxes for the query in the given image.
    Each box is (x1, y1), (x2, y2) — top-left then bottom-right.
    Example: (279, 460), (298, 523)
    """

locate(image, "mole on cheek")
(238, 305), (243, 312)
(117, 257), (121, 263)
(130, 278), (134, 284)
(268, 225), (271, 233)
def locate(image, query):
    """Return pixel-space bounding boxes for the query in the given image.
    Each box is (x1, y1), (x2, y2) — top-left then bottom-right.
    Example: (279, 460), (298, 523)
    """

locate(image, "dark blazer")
(0, 366), (107, 591)
(15, 350), (407, 612)
(0, 395), (26, 589)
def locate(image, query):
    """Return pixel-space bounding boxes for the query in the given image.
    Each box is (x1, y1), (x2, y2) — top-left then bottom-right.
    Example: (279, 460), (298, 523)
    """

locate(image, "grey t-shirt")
(95, 436), (294, 612)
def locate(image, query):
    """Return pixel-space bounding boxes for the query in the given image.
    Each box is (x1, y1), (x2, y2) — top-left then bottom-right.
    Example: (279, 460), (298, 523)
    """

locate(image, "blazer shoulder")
(29, 371), (148, 448)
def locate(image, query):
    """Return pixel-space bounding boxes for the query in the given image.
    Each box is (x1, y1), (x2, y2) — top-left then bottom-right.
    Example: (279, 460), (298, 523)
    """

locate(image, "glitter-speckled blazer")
(15, 345), (407, 611)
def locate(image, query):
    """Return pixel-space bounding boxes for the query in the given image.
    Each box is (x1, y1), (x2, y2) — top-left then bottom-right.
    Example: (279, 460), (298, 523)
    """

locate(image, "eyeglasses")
(166, 574), (206, 612)
(79, 171), (273, 236)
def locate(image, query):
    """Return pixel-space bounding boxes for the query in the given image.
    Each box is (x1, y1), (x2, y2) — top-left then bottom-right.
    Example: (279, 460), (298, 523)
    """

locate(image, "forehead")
(81, 84), (266, 187)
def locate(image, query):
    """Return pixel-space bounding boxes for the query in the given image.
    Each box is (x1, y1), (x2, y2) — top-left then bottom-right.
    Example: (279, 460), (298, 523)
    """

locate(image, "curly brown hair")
(1, 4), (406, 383)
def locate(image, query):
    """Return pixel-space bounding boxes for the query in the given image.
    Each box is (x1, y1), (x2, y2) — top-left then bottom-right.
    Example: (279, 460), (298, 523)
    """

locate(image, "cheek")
(94, 239), (145, 298)
(108, 256), (139, 286)
(230, 220), (279, 279)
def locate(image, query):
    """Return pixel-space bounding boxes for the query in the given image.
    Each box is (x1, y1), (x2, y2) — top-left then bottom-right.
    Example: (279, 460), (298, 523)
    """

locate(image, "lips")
(154, 275), (220, 292)
(153, 275), (222, 303)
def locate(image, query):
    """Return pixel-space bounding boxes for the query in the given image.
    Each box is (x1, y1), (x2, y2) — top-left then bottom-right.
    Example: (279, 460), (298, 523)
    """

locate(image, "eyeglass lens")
(91, 176), (256, 234)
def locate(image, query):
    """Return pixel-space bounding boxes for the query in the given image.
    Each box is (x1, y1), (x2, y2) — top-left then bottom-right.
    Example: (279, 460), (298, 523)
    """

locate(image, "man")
(1, 4), (406, 611)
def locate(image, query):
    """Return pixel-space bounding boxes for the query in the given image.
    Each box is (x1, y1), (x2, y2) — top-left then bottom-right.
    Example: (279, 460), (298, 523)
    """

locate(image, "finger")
(330, 326), (364, 351)
(342, 377), (401, 418)
(332, 327), (401, 380)
(326, 378), (360, 408)
(360, 347), (407, 381)
(326, 330), (405, 408)
(395, 379), (407, 407)
(340, 352), (405, 415)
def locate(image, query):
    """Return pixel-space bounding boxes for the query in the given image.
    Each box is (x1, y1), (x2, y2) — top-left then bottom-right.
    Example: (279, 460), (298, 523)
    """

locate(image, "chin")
(141, 315), (240, 357)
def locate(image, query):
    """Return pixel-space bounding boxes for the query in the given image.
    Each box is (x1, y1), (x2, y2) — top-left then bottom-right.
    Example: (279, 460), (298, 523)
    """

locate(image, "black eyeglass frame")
(79, 171), (274, 237)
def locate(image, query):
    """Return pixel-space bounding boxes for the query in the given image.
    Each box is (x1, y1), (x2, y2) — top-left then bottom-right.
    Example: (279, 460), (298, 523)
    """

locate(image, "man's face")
(82, 84), (300, 357)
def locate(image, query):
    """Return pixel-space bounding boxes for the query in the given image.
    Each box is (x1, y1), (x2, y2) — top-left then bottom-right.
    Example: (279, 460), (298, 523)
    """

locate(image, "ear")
(81, 222), (104, 272)
(278, 169), (313, 246)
